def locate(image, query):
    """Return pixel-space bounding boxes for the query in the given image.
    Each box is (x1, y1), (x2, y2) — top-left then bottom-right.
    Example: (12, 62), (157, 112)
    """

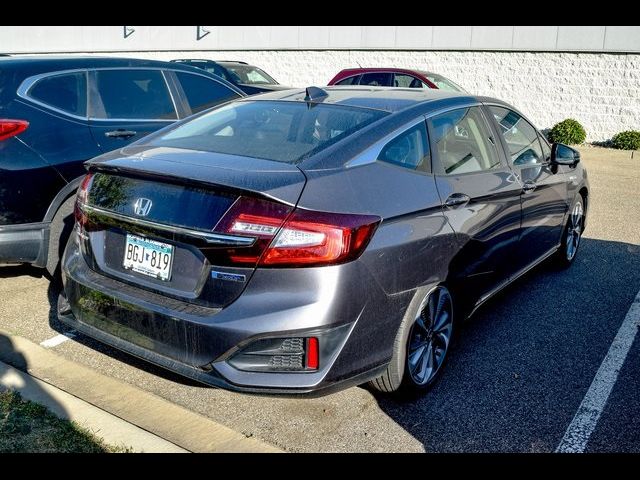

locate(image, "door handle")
(105, 129), (137, 139)
(522, 181), (537, 194)
(444, 193), (470, 208)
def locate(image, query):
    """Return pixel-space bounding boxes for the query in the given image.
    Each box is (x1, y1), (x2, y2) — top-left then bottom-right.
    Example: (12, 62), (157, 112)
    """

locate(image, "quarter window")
(430, 107), (502, 175)
(29, 72), (87, 117)
(175, 72), (240, 114)
(378, 122), (430, 171)
(490, 106), (544, 166)
(335, 75), (360, 86)
(92, 69), (176, 120)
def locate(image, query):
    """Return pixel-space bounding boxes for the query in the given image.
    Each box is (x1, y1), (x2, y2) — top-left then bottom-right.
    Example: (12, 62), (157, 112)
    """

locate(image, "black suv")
(171, 59), (292, 95)
(0, 56), (244, 276)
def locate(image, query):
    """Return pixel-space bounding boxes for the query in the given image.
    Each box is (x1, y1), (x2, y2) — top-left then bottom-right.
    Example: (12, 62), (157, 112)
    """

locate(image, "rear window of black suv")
(149, 100), (388, 163)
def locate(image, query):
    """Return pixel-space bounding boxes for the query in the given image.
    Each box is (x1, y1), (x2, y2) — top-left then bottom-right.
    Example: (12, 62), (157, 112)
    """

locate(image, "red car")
(328, 68), (465, 92)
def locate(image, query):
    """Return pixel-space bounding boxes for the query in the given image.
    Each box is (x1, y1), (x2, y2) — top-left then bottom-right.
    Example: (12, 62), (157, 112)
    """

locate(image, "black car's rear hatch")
(76, 147), (306, 309)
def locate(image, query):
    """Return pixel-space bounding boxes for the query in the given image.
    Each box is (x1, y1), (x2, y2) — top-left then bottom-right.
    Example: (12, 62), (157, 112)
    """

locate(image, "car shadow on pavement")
(0, 264), (46, 280)
(369, 237), (640, 452)
(45, 280), (203, 388)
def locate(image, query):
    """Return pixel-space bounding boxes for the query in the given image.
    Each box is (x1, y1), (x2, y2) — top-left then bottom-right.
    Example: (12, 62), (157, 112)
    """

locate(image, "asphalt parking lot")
(1, 146), (639, 452)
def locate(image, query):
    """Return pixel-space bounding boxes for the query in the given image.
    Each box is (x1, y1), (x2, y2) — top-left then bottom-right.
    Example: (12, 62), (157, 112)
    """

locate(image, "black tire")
(45, 196), (76, 279)
(369, 285), (454, 395)
(553, 194), (585, 269)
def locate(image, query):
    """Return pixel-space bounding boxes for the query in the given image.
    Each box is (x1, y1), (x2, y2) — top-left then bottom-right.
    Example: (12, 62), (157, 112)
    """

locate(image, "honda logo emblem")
(133, 198), (153, 217)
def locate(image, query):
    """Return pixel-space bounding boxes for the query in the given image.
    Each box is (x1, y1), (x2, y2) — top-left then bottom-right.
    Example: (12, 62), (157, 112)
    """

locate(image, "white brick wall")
(76, 50), (640, 141)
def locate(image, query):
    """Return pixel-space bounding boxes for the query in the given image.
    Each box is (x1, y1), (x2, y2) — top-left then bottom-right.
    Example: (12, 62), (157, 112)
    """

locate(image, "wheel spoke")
(416, 343), (433, 383)
(433, 330), (451, 350)
(433, 310), (450, 333)
(409, 344), (426, 373)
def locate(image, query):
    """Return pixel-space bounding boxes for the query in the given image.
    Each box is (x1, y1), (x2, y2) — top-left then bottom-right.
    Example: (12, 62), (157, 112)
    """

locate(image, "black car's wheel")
(370, 286), (454, 394)
(554, 195), (585, 268)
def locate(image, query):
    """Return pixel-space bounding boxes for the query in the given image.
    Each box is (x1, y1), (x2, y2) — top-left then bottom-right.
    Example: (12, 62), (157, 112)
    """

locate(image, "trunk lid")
(79, 146), (306, 309)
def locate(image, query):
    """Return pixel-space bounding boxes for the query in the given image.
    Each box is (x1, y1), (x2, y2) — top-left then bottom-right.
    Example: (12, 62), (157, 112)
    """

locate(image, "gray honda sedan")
(60, 86), (588, 396)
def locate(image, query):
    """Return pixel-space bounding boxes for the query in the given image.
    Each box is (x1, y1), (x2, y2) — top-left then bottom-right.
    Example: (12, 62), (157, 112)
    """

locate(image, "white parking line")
(40, 332), (76, 348)
(556, 289), (640, 453)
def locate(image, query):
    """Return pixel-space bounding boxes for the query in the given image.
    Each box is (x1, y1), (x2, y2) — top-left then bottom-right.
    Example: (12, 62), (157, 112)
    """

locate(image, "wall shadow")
(369, 237), (640, 452)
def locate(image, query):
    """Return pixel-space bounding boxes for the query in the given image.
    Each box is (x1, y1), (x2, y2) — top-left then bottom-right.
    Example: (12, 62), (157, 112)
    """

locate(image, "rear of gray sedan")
(60, 88), (465, 395)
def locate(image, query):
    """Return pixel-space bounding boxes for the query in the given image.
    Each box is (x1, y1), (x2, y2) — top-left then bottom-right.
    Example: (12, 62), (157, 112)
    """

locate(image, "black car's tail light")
(74, 173), (94, 227)
(228, 337), (320, 372)
(0, 119), (29, 142)
(212, 196), (380, 268)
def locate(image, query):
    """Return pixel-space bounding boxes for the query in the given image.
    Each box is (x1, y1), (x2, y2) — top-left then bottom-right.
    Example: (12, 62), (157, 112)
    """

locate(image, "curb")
(0, 360), (188, 452)
(0, 330), (282, 453)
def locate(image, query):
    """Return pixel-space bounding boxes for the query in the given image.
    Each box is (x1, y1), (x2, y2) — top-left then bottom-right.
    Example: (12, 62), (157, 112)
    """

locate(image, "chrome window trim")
(17, 66), (242, 122)
(346, 101), (481, 169)
(81, 204), (255, 247)
(16, 69), (90, 120)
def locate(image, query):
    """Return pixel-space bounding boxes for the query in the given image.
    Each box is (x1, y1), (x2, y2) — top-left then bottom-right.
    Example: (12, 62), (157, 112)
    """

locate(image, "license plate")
(123, 234), (174, 281)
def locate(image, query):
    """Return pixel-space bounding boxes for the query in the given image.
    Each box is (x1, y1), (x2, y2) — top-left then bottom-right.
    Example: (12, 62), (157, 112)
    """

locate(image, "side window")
(539, 134), (552, 162)
(92, 69), (177, 120)
(29, 72), (87, 117)
(394, 74), (423, 88)
(335, 75), (360, 86)
(430, 107), (502, 175)
(175, 72), (240, 114)
(378, 122), (430, 171)
(359, 72), (392, 87)
(490, 106), (544, 166)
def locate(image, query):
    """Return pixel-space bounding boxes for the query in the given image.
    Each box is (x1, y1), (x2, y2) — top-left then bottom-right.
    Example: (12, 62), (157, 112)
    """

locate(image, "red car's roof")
(328, 68), (434, 84)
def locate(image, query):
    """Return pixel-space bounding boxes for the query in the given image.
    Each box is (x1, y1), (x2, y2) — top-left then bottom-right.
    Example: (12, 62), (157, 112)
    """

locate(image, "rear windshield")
(149, 100), (388, 163)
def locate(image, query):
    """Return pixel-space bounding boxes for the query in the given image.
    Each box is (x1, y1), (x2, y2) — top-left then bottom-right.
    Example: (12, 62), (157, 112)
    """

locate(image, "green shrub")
(611, 130), (640, 150)
(548, 119), (587, 145)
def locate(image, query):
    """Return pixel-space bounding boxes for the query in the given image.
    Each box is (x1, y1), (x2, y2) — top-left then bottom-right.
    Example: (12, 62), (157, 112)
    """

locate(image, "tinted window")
(490, 106), (544, 166)
(394, 74), (423, 88)
(379, 122), (430, 171)
(175, 72), (240, 114)
(431, 107), (502, 175)
(93, 70), (176, 120)
(359, 72), (392, 87)
(424, 74), (464, 92)
(151, 100), (388, 164)
(29, 72), (87, 116)
(335, 75), (360, 86)
(539, 134), (552, 161)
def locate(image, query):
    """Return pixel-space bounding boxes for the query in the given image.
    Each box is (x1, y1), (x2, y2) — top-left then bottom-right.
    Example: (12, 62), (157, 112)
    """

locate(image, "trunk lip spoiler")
(80, 204), (256, 247)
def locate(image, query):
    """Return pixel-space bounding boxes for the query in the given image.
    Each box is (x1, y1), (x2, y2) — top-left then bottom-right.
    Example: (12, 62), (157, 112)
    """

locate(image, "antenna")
(304, 86), (329, 103)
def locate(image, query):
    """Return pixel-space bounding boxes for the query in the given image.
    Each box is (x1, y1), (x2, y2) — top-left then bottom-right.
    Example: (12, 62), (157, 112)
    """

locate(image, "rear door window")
(29, 72), (87, 117)
(430, 107), (503, 175)
(393, 74), (424, 88)
(91, 69), (177, 120)
(175, 71), (241, 114)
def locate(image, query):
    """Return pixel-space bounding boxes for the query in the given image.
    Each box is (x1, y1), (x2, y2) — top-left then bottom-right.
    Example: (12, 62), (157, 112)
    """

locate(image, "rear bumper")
(61, 233), (395, 395)
(0, 222), (49, 267)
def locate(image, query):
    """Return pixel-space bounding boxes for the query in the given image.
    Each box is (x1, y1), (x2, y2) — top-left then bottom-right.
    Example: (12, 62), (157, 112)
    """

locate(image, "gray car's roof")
(246, 86), (482, 114)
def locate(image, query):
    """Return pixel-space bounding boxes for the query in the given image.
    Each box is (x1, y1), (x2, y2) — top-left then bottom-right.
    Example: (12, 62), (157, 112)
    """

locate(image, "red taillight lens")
(212, 197), (380, 268)
(0, 119), (29, 142)
(260, 209), (379, 267)
(74, 173), (94, 226)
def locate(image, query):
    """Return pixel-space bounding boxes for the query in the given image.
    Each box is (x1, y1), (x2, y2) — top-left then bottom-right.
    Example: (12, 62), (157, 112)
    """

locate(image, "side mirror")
(551, 143), (580, 167)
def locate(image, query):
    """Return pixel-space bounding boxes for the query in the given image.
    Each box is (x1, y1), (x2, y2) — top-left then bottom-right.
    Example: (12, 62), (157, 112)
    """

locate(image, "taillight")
(74, 173), (94, 226)
(0, 119), (29, 142)
(213, 196), (380, 268)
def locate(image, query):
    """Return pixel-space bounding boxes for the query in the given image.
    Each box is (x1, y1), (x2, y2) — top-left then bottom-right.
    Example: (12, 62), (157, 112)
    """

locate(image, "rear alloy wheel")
(555, 196), (584, 268)
(405, 287), (453, 389)
(369, 286), (454, 394)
